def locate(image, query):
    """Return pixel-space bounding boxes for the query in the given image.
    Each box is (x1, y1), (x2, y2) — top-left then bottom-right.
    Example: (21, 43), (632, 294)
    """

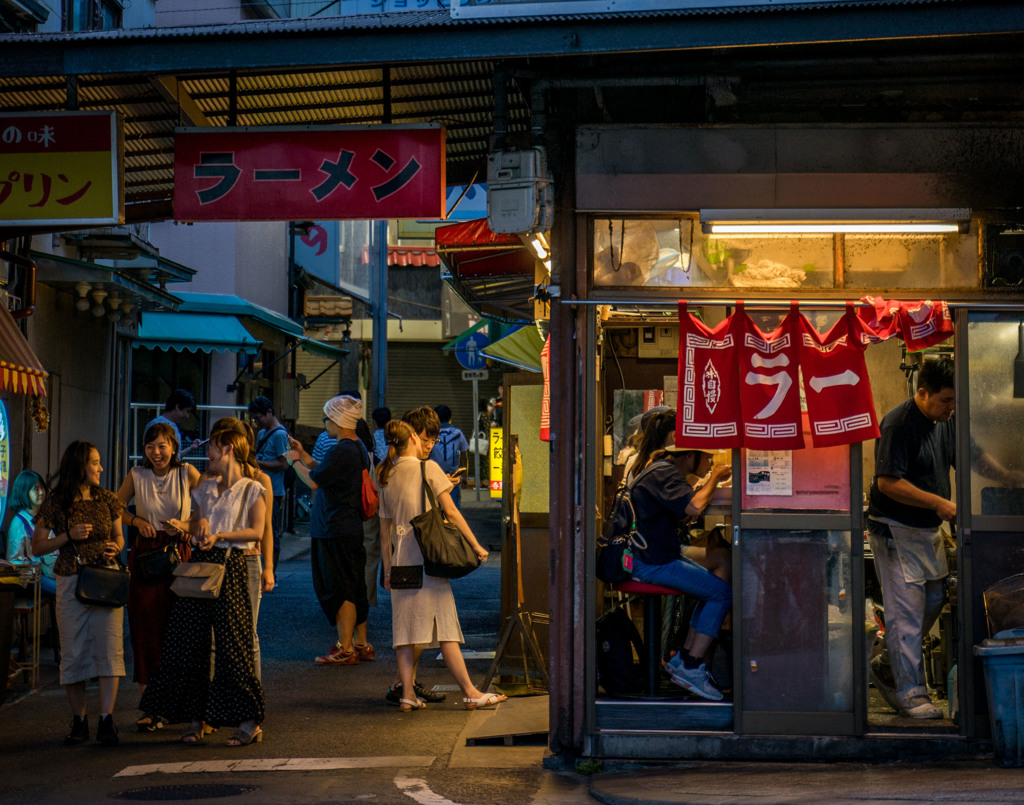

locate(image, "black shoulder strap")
(255, 425), (287, 454)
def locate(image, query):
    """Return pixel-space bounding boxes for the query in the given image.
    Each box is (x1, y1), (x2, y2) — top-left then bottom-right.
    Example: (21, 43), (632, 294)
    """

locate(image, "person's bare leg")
(396, 644), (418, 708)
(98, 676), (119, 715)
(439, 641), (486, 699)
(65, 680), (87, 716)
(335, 601), (357, 651)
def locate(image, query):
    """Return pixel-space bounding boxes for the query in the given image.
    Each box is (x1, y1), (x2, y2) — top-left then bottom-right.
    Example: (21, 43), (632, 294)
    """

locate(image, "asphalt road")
(0, 502), (595, 805)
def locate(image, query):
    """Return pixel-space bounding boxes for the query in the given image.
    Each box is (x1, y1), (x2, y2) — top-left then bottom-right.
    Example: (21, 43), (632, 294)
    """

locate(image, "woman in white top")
(377, 420), (506, 712)
(116, 422), (202, 731)
(139, 426), (267, 747)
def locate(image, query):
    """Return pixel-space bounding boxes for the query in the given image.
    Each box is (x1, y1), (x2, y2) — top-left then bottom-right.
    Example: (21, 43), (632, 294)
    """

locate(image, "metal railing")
(128, 402), (248, 467)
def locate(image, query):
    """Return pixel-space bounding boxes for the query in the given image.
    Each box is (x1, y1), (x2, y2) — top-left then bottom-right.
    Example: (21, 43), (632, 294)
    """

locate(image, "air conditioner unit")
(486, 147), (553, 235)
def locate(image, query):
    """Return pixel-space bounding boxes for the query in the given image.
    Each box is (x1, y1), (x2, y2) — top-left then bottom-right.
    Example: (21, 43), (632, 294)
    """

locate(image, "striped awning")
(0, 305), (47, 396)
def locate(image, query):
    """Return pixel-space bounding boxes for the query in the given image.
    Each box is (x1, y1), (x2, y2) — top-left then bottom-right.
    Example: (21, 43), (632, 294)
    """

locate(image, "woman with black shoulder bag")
(33, 440), (126, 746)
(377, 420), (505, 713)
(116, 422), (202, 733)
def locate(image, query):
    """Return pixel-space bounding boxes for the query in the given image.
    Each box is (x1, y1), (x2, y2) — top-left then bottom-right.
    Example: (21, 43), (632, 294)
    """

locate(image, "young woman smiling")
(116, 422), (202, 732)
(33, 441), (126, 746)
(139, 426), (267, 747)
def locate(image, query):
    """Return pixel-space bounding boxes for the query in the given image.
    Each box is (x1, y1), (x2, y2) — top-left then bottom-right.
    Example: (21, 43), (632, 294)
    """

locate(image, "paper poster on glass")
(745, 451), (793, 497)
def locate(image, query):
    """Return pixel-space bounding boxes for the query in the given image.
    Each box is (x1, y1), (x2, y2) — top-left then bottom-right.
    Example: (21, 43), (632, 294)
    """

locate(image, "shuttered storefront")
(296, 349), (342, 428)
(386, 341), (500, 441)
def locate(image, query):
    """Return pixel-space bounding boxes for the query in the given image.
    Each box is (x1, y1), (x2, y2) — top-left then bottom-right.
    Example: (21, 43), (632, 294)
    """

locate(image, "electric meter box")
(486, 147), (553, 234)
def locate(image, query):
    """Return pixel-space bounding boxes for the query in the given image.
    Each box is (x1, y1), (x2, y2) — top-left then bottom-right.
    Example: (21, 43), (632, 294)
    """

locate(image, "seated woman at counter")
(627, 411), (732, 701)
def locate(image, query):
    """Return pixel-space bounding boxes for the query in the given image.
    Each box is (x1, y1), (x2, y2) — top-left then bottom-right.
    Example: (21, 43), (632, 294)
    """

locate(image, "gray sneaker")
(670, 662), (723, 702)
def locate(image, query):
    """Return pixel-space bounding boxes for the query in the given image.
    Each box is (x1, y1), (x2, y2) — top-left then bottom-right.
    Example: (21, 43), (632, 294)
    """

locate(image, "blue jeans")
(632, 554), (732, 638)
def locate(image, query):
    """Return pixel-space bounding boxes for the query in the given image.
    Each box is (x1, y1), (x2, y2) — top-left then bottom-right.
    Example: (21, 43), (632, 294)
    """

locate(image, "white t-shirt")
(192, 477), (264, 551)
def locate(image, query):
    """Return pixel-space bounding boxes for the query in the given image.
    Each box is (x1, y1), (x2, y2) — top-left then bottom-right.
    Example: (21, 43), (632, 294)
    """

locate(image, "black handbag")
(389, 565), (424, 590)
(136, 542), (181, 580)
(410, 462), (480, 579)
(68, 517), (130, 608)
(75, 557), (131, 608)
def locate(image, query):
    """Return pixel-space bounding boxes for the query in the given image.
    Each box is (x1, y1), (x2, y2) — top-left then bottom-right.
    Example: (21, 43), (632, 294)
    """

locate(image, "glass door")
(734, 419), (864, 736)
(957, 309), (1024, 739)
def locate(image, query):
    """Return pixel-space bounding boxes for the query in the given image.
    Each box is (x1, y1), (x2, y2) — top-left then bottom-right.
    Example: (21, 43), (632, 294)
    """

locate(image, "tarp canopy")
(481, 324), (545, 373)
(135, 311), (261, 355)
(435, 218), (536, 324)
(0, 305), (47, 396)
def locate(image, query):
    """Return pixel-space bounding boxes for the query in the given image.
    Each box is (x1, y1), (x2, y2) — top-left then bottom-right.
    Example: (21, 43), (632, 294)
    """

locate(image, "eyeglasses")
(321, 415), (328, 424)
(422, 437), (437, 447)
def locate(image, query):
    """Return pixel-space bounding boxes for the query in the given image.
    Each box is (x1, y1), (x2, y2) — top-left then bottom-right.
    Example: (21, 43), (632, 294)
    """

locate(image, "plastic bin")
(975, 629), (1024, 767)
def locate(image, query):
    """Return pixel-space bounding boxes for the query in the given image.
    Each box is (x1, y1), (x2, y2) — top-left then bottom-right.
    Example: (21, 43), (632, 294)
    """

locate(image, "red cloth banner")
(676, 302), (743, 449)
(856, 296), (954, 351)
(174, 125), (446, 221)
(737, 302), (805, 450)
(800, 304), (880, 448)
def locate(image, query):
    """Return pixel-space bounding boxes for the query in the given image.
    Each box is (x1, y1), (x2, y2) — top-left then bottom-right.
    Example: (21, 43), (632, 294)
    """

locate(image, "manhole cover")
(111, 784), (258, 801)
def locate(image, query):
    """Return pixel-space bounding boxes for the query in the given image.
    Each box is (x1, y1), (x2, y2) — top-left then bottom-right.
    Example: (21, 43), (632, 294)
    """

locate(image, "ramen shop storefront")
(553, 124), (1024, 760)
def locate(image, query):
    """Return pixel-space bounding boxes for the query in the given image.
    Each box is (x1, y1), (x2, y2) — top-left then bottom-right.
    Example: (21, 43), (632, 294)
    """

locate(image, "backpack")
(596, 606), (646, 695)
(595, 461), (661, 584)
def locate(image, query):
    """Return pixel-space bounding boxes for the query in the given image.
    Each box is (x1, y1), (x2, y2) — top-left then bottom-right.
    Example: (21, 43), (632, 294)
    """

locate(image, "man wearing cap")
(626, 410), (733, 701)
(285, 395), (372, 666)
(249, 396), (291, 571)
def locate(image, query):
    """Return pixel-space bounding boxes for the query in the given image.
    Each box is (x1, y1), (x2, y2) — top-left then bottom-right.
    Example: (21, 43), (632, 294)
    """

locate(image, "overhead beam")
(1, 3), (1023, 79)
(149, 75), (214, 126)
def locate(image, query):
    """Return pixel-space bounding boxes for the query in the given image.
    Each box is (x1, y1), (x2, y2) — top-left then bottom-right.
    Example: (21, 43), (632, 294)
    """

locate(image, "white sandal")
(399, 697), (426, 712)
(463, 692), (507, 710)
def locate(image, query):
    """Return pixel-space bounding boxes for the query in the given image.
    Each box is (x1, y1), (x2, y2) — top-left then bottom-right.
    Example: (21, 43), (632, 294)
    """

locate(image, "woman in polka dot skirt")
(140, 425), (267, 747)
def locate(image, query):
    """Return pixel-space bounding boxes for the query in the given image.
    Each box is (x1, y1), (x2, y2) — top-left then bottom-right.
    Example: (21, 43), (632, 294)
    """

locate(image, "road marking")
(395, 775), (461, 805)
(115, 756), (435, 777)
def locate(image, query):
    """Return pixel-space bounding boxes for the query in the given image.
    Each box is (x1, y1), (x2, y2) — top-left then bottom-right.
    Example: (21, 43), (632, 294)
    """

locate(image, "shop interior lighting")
(700, 208), (971, 235)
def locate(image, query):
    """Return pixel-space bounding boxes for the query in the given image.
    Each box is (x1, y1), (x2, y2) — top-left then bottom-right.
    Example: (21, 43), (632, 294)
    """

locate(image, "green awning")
(135, 311), (261, 355)
(297, 336), (349, 359)
(481, 324), (544, 373)
(175, 292), (303, 337)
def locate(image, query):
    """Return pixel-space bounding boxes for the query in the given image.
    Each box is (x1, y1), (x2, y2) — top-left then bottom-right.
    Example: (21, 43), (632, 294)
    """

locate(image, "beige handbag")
(170, 553), (227, 598)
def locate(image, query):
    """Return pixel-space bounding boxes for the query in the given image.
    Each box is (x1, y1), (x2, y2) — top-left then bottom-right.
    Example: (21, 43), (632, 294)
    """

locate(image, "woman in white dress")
(377, 420), (506, 712)
(116, 422), (202, 731)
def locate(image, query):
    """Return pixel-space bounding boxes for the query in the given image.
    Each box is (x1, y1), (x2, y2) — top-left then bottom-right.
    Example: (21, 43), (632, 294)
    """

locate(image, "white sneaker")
(901, 694), (942, 719)
(670, 662), (724, 701)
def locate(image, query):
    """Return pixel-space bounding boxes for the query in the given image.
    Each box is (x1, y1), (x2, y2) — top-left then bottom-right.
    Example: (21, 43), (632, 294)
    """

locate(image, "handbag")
(66, 514), (130, 608)
(410, 461), (480, 579)
(137, 542), (182, 580)
(389, 565), (423, 590)
(171, 556), (227, 598)
(171, 493), (243, 598)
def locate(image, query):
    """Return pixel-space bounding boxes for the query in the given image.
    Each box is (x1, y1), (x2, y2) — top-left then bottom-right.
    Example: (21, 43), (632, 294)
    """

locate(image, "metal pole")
(371, 220), (388, 407)
(472, 378), (481, 501)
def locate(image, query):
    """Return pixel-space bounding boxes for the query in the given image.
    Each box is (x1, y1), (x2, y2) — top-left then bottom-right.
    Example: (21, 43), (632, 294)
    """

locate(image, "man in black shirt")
(867, 358), (1022, 718)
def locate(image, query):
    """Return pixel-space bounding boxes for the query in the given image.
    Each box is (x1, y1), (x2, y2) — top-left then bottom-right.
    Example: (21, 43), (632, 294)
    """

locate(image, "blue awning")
(135, 311), (261, 355)
(175, 292), (304, 338)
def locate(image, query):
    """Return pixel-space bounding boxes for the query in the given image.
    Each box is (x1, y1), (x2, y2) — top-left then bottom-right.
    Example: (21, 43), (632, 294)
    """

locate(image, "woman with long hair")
(139, 425), (267, 747)
(32, 441), (125, 745)
(377, 420), (505, 712)
(6, 469), (56, 595)
(210, 416), (275, 679)
(116, 422), (202, 732)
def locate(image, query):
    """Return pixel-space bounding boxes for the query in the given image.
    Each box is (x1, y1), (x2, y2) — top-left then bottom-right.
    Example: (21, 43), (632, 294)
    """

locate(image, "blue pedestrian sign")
(455, 332), (489, 370)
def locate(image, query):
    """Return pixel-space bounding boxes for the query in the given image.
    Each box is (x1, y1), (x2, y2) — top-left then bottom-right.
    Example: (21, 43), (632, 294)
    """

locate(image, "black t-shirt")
(309, 438), (364, 541)
(628, 459), (696, 565)
(868, 396), (974, 529)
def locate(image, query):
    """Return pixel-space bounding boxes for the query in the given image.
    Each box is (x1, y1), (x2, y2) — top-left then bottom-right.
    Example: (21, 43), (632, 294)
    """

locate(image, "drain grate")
(111, 784), (258, 801)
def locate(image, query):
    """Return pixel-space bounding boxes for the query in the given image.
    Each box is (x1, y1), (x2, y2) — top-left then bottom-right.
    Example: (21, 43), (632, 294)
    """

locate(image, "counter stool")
(610, 579), (680, 696)
(13, 587), (57, 688)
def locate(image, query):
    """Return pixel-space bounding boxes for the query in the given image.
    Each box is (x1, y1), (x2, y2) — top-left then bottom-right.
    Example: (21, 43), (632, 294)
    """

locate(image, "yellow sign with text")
(489, 426), (503, 498)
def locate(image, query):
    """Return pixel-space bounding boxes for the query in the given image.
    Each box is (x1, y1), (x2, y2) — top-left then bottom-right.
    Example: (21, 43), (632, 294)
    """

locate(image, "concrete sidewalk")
(589, 759), (1024, 805)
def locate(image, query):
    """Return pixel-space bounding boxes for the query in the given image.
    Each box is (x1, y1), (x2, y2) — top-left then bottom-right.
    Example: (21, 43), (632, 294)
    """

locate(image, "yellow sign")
(0, 111), (123, 225)
(489, 426), (503, 498)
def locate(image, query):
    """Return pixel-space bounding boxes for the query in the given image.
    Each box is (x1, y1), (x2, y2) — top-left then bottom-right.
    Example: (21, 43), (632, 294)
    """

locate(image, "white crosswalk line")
(395, 775), (462, 805)
(114, 755), (435, 777)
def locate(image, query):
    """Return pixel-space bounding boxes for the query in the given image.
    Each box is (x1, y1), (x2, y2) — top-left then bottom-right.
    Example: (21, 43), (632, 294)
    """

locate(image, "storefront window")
(844, 231), (978, 290)
(966, 312), (1024, 516)
(741, 529), (854, 713)
(592, 218), (979, 291)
